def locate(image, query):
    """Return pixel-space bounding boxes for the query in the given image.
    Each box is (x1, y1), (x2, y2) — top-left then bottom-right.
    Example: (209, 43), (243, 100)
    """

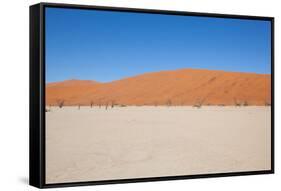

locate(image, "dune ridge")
(46, 69), (271, 106)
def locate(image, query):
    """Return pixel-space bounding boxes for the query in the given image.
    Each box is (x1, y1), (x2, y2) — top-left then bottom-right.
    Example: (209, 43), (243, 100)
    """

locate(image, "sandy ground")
(46, 106), (271, 184)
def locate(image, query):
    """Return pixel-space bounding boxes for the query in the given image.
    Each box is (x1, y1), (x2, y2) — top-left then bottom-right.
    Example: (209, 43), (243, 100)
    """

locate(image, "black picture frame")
(30, 2), (275, 189)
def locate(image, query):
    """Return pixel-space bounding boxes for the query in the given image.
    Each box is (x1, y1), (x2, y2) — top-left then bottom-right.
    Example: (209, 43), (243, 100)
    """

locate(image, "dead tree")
(243, 101), (248, 106)
(193, 103), (202, 108)
(90, 101), (94, 108)
(234, 98), (241, 106)
(111, 100), (115, 108)
(97, 99), (101, 108)
(265, 100), (271, 106)
(166, 99), (172, 107)
(265, 102), (271, 106)
(105, 103), (108, 110)
(56, 99), (64, 108)
(193, 98), (205, 108)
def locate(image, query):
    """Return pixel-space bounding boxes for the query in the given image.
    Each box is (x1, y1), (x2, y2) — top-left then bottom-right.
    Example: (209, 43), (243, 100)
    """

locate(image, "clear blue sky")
(45, 7), (271, 83)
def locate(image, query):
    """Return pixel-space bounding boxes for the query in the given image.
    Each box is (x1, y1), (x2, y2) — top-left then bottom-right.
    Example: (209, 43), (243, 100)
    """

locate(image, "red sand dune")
(46, 69), (271, 106)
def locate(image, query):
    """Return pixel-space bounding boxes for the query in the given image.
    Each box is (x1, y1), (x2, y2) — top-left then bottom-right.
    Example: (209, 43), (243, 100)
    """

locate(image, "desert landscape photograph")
(45, 7), (272, 183)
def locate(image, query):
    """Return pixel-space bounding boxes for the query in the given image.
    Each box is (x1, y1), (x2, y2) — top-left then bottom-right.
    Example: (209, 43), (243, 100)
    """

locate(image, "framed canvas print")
(30, 2), (274, 188)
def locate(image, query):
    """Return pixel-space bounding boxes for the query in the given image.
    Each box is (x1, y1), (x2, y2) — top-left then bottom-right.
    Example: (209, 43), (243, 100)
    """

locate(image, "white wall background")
(0, 0), (279, 190)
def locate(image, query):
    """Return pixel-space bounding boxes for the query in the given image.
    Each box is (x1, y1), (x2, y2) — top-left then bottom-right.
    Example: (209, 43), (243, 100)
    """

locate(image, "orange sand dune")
(46, 69), (271, 106)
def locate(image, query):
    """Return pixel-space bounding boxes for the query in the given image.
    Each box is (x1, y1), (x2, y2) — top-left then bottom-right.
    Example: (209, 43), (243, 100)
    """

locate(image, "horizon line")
(46, 67), (271, 84)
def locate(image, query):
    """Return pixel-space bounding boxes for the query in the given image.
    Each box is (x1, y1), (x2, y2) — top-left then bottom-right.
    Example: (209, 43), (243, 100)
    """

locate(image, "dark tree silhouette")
(243, 101), (248, 106)
(234, 98), (241, 106)
(111, 100), (115, 108)
(166, 99), (172, 106)
(265, 100), (271, 106)
(90, 101), (94, 108)
(56, 100), (64, 108)
(193, 98), (205, 108)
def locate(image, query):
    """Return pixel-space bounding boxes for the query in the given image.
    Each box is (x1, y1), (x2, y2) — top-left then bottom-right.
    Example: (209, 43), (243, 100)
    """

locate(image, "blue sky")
(45, 7), (271, 83)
